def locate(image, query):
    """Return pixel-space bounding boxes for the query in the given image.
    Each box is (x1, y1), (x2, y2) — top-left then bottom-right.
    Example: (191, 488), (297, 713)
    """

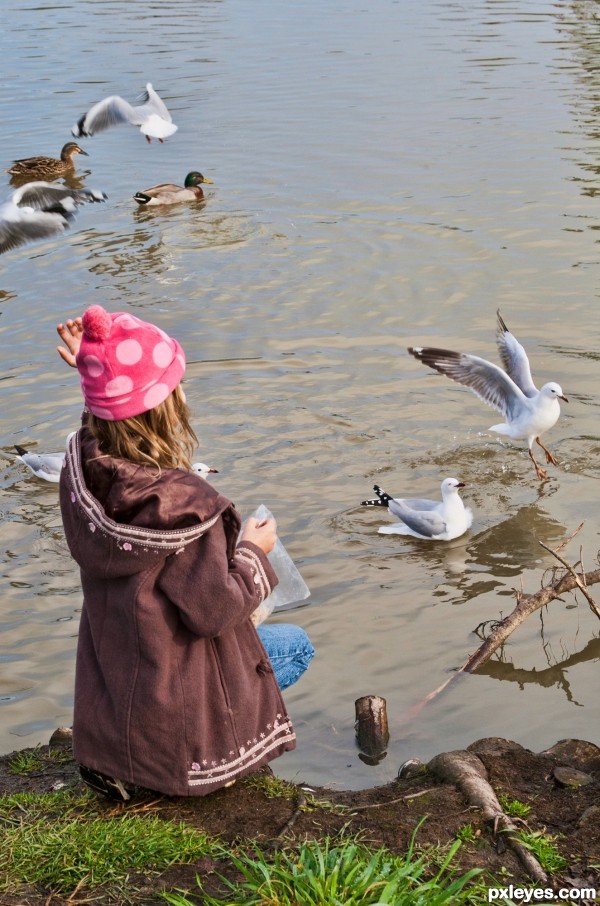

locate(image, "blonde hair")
(87, 384), (198, 470)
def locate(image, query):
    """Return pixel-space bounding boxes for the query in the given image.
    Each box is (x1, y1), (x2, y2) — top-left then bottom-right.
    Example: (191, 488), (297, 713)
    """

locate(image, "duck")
(6, 142), (89, 180)
(72, 82), (177, 143)
(0, 181), (107, 254)
(133, 171), (213, 206)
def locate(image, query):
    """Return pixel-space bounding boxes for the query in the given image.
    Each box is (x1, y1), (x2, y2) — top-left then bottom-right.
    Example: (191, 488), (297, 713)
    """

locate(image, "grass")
(498, 794), (531, 819)
(0, 790), (217, 900)
(163, 833), (484, 906)
(7, 744), (71, 775)
(514, 830), (568, 874)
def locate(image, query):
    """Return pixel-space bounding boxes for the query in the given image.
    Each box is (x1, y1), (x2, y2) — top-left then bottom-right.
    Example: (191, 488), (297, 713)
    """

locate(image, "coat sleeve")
(156, 514), (279, 638)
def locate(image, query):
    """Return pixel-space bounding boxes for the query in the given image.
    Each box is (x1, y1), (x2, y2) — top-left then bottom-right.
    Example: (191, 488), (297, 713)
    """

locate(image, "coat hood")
(59, 429), (236, 579)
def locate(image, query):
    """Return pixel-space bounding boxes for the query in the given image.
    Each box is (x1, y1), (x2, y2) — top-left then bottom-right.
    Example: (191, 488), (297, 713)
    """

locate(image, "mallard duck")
(6, 142), (89, 179)
(0, 181), (107, 254)
(133, 171), (213, 206)
(72, 82), (177, 143)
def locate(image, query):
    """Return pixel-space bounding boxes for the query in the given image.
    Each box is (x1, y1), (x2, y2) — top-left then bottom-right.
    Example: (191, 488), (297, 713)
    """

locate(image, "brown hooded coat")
(59, 428), (296, 796)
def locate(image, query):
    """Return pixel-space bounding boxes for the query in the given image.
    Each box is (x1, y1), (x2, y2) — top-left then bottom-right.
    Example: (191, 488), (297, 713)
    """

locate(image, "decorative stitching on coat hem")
(187, 721), (295, 787)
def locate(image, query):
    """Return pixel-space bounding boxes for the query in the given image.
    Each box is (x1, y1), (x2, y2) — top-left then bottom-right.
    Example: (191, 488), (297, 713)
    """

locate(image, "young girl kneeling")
(57, 305), (314, 800)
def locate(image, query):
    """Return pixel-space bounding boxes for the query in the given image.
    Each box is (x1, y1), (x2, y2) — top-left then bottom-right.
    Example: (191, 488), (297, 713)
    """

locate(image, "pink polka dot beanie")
(76, 305), (186, 421)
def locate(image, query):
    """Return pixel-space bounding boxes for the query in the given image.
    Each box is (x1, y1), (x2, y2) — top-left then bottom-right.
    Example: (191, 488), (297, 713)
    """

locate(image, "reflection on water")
(0, 0), (600, 789)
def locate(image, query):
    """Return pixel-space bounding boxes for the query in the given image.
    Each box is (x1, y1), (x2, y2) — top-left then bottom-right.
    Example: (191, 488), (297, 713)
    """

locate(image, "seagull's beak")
(456, 482), (466, 488)
(559, 394), (569, 403)
(208, 468), (219, 473)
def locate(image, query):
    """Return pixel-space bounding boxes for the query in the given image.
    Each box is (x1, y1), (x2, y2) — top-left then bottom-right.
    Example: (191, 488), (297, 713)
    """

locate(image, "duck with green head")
(6, 142), (89, 180)
(133, 171), (214, 206)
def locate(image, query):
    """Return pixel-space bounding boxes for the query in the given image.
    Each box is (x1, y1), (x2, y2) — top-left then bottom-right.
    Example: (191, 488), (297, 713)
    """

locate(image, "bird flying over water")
(362, 477), (472, 540)
(408, 311), (568, 480)
(72, 82), (178, 143)
(0, 182), (107, 254)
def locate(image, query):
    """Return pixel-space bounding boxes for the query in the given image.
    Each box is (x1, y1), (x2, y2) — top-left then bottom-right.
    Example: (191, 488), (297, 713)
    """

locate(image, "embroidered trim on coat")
(187, 719), (295, 788)
(235, 547), (272, 600)
(66, 432), (220, 551)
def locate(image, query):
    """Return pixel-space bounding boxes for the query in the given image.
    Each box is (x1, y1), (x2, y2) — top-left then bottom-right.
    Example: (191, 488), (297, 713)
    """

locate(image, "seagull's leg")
(535, 436), (558, 466)
(158, 138), (164, 144)
(528, 446), (548, 480)
(145, 135), (152, 144)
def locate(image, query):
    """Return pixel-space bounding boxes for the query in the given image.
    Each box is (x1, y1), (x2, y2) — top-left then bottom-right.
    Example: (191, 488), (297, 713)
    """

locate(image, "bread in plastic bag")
(239, 504), (310, 626)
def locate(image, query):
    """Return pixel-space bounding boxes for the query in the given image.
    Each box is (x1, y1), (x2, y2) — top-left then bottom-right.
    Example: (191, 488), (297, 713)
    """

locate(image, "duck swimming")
(6, 142), (89, 180)
(72, 82), (177, 143)
(133, 171), (213, 206)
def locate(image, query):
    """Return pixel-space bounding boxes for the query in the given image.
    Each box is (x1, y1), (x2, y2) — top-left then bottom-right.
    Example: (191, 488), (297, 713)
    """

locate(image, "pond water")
(1, 0), (599, 791)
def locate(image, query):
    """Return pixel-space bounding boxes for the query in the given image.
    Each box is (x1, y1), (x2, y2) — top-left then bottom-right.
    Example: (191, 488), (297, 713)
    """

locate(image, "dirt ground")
(0, 734), (599, 904)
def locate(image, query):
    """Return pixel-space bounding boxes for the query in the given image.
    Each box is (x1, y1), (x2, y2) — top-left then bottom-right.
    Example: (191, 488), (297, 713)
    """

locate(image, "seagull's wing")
(136, 83), (173, 122)
(400, 497), (439, 511)
(12, 182), (106, 212)
(73, 95), (143, 136)
(496, 310), (537, 398)
(408, 346), (526, 422)
(0, 205), (68, 253)
(387, 500), (447, 538)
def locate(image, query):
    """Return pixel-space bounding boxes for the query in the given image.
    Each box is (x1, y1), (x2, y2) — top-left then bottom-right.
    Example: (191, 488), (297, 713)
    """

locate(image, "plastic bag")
(240, 504), (310, 625)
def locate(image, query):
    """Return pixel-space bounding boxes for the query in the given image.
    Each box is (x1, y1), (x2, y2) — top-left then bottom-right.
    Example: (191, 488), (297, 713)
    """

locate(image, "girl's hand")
(56, 317), (83, 367)
(240, 517), (277, 555)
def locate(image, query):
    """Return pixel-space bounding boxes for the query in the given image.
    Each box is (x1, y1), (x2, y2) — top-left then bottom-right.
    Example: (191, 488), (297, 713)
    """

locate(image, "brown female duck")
(6, 142), (89, 180)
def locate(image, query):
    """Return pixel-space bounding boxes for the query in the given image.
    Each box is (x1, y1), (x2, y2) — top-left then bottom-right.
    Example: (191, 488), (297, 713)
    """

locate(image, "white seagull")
(72, 83), (178, 143)
(15, 446), (64, 482)
(190, 462), (218, 480)
(0, 182), (107, 254)
(408, 311), (568, 480)
(362, 478), (473, 540)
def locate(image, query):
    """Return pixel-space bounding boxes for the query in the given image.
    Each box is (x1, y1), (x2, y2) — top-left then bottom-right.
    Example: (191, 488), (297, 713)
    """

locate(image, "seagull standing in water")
(362, 477), (473, 540)
(408, 311), (568, 480)
(190, 462), (218, 480)
(14, 446), (64, 482)
(72, 83), (178, 143)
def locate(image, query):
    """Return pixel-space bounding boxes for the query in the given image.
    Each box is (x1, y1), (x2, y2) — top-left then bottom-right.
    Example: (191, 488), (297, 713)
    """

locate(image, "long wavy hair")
(87, 384), (198, 470)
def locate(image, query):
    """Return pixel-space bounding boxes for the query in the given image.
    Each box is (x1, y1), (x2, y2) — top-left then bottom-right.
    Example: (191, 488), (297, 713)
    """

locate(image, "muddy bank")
(1, 732), (599, 904)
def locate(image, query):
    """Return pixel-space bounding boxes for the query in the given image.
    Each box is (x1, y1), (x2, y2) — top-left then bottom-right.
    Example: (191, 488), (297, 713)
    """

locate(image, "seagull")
(72, 82), (178, 143)
(191, 462), (218, 480)
(0, 182), (107, 254)
(408, 311), (568, 480)
(362, 478), (473, 540)
(15, 446), (64, 482)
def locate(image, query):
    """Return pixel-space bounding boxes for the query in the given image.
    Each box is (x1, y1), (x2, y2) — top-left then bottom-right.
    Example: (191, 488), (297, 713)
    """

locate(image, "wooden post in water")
(355, 695), (389, 764)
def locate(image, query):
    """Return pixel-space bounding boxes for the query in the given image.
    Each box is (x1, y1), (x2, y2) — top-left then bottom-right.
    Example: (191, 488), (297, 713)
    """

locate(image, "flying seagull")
(72, 82), (178, 143)
(362, 477), (473, 540)
(408, 311), (568, 480)
(0, 182), (107, 254)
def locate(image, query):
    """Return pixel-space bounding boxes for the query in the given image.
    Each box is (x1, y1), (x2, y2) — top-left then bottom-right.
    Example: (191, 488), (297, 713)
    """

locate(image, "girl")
(56, 305), (314, 800)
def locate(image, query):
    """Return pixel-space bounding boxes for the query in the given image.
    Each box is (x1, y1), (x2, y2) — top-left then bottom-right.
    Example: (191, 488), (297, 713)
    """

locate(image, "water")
(1, 0), (599, 791)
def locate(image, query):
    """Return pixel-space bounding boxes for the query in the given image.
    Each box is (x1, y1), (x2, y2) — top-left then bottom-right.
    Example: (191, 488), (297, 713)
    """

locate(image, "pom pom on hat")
(76, 305), (186, 421)
(82, 305), (112, 340)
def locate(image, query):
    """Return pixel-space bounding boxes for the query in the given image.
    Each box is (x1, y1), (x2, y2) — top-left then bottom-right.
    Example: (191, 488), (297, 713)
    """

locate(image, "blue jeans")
(257, 623), (314, 691)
